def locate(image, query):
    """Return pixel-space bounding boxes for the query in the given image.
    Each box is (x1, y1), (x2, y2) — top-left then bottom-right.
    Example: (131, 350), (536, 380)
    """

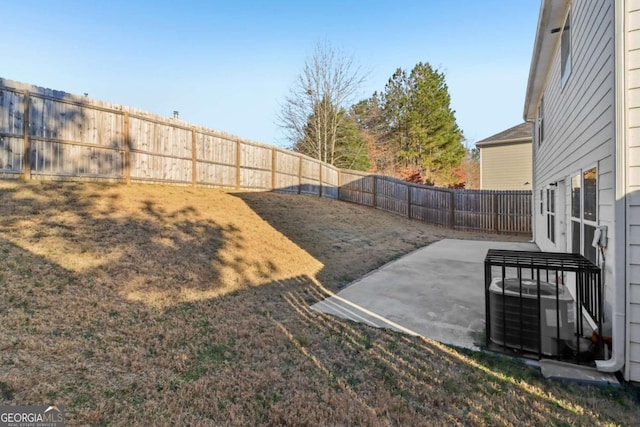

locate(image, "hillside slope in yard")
(0, 180), (638, 426)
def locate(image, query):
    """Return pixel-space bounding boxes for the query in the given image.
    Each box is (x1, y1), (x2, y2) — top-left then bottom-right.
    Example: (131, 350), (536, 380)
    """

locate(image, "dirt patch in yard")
(0, 180), (637, 426)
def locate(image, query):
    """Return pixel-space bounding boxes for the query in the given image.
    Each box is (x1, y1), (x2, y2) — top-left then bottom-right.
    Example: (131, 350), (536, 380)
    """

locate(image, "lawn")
(0, 180), (638, 426)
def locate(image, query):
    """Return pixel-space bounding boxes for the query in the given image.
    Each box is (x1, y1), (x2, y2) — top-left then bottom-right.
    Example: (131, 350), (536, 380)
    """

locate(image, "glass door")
(570, 167), (598, 264)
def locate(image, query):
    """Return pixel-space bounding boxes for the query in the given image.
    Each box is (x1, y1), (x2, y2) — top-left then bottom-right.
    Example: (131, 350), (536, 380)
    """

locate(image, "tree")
(353, 62), (465, 185)
(279, 42), (367, 166)
(462, 147), (480, 188)
(470, 147), (480, 161)
(351, 95), (391, 173)
(294, 105), (370, 171)
(386, 63), (465, 182)
(333, 111), (370, 171)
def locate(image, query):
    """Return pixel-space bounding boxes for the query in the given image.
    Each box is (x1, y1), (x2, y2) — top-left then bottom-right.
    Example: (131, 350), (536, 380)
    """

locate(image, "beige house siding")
(480, 141), (532, 190)
(532, 0), (618, 344)
(625, 0), (640, 382)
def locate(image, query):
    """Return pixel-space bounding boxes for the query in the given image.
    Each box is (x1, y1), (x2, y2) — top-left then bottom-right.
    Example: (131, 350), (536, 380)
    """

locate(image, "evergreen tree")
(353, 62), (465, 184)
(295, 103), (370, 171)
(350, 96), (389, 172)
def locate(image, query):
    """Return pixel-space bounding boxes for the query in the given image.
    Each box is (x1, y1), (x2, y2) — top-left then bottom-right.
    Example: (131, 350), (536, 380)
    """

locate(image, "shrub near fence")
(0, 78), (531, 234)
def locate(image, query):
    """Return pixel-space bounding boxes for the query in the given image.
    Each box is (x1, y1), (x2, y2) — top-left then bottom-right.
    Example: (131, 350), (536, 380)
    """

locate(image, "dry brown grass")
(0, 180), (638, 426)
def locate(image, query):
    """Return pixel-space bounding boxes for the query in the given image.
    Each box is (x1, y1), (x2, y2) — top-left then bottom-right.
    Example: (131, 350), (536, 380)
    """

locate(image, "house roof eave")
(523, 0), (572, 121)
(476, 136), (532, 148)
(475, 122), (532, 147)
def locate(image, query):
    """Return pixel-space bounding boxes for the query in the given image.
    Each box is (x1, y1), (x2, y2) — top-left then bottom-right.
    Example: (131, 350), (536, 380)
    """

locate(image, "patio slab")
(312, 238), (539, 349)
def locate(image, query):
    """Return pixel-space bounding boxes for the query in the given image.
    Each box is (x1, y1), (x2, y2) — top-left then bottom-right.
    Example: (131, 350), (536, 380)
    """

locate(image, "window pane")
(546, 189), (549, 212)
(540, 190), (544, 215)
(572, 220), (581, 254)
(584, 168), (597, 221)
(584, 224), (597, 264)
(550, 189), (555, 213)
(571, 175), (581, 218)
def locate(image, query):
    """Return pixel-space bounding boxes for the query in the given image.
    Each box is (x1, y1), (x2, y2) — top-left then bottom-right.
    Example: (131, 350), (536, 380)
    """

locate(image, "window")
(540, 189), (544, 215)
(571, 167), (598, 264)
(537, 97), (544, 146)
(583, 168), (597, 263)
(546, 187), (555, 243)
(561, 11), (572, 86)
(583, 168), (597, 221)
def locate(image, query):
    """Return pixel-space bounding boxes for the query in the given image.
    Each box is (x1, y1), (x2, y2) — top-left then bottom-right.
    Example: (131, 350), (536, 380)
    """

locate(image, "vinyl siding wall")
(480, 141), (532, 190)
(625, 0), (640, 382)
(532, 0), (617, 329)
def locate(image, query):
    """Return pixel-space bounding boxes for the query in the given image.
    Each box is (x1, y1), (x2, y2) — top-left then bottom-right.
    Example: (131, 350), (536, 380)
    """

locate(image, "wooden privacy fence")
(338, 171), (531, 234)
(0, 78), (531, 234)
(0, 78), (338, 196)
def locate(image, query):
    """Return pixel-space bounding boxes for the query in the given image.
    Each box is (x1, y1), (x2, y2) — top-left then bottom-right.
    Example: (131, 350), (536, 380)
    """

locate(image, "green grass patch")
(0, 381), (14, 400)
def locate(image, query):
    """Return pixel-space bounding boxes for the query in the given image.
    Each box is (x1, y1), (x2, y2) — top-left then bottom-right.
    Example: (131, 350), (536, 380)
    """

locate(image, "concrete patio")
(312, 238), (539, 349)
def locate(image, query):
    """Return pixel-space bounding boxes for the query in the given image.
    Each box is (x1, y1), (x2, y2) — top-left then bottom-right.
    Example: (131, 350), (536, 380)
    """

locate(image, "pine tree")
(353, 62), (465, 185)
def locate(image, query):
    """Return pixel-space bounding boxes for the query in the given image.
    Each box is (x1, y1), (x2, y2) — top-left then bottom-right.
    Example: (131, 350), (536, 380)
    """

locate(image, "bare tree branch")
(278, 41), (367, 165)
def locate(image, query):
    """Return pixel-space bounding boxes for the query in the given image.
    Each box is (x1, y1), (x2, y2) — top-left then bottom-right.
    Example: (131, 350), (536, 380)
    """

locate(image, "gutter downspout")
(596, 0), (626, 374)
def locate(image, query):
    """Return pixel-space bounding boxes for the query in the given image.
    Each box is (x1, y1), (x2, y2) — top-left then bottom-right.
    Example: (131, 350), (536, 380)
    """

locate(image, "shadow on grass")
(0, 181), (638, 425)
(0, 181), (282, 307)
(276, 283), (640, 426)
(2, 236), (636, 426)
(231, 191), (445, 290)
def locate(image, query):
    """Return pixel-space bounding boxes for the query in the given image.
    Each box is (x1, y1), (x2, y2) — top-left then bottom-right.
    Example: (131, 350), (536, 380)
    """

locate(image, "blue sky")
(2, 0), (541, 148)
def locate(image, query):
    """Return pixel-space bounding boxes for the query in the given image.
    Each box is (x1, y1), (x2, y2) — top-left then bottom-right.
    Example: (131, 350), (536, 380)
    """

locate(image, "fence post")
(123, 112), (131, 184)
(407, 184), (412, 219)
(22, 90), (31, 180)
(191, 128), (197, 187)
(319, 163), (323, 198)
(337, 169), (342, 200)
(271, 147), (277, 190)
(493, 192), (500, 233)
(372, 175), (377, 208)
(297, 156), (302, 194)
(449, 190), (455, 229)
(235, 140), (241, 189)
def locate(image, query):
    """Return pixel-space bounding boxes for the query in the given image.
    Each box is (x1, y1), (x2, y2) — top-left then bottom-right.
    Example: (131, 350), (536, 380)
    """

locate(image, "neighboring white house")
(476, 123), (532, 190)
(524, 0), (639, 382)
